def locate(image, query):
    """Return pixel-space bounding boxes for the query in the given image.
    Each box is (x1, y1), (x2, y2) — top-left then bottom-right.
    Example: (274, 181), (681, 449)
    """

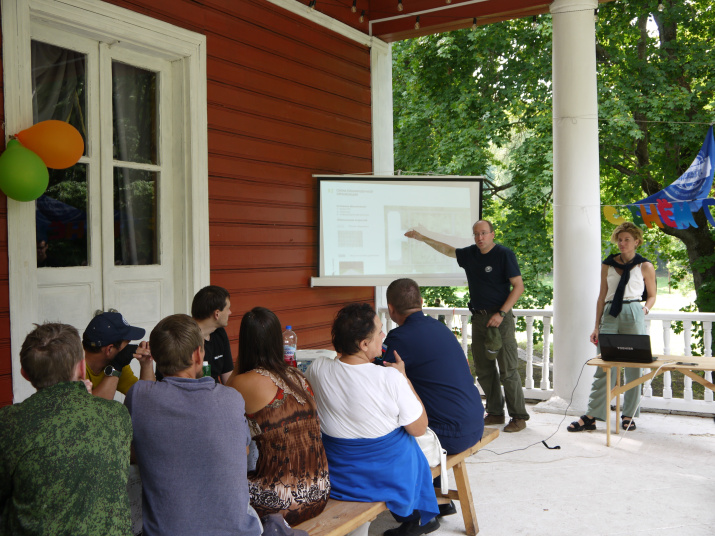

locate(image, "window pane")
(30, 41), (87, 150)
(114, 168), (157, 265)
(32, 41), (89, 268)
(112, 61), (157, 164)
(36, 166), (89, 267)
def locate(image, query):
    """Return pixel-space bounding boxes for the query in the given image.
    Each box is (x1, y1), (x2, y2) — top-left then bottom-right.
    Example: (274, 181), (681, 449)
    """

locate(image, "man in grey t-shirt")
(125, 314), (261, 536)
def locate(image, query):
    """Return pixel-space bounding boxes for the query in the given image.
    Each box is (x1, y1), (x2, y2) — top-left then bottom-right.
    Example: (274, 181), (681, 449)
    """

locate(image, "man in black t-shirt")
(405, 220), (529, 433)
(191, 286), (235, 384)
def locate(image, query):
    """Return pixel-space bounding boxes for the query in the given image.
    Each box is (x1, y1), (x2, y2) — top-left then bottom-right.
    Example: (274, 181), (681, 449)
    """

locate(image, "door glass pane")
(36, 167), (89, 267)
(112, 61), (157, 164)
(114, 168), (157, 265)
(31, 41), (88, 268)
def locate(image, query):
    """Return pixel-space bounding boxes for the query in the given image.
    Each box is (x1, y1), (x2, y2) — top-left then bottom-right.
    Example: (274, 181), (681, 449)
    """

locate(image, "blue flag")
(637, 126), (715, 211)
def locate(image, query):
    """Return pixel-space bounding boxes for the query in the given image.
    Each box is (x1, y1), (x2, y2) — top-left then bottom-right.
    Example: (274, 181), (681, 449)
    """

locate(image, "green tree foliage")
(393, 1), (715, 323)
(597, 0), (715, 313)
(393, 14), (555, 311)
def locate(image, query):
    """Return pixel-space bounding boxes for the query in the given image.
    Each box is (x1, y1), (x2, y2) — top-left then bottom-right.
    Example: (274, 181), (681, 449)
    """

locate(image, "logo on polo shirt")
(485, 266), (493, 273)
(213, 354), (223, 360)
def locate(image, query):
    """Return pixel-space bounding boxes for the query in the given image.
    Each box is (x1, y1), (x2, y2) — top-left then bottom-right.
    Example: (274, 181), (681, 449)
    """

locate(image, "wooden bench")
(295, 427), (500, 536)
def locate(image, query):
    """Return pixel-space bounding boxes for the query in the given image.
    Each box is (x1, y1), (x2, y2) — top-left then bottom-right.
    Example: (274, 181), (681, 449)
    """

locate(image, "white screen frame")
(312, 175), (484, 287)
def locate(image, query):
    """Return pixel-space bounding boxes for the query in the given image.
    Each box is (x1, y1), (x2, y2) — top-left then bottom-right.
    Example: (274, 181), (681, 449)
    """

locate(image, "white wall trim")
(2, 0), (210, 402)
(264, 0), (379, 47)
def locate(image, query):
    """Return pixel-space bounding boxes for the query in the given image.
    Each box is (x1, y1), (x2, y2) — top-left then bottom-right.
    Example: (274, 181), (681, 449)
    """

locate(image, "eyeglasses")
(473, 231), (492, 237)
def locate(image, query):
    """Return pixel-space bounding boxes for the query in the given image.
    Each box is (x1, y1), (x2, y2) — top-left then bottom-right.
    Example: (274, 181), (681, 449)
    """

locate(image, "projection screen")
(312, 176), (484, 287)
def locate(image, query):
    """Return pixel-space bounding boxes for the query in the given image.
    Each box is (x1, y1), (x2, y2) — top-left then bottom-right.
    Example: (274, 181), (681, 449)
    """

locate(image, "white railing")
(377, 307), (715, 415)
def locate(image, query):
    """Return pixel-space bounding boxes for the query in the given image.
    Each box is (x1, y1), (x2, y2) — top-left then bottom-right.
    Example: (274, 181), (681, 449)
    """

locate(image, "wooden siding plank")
(207, 57), (371, 123)
(209, 131), (371, 172)
(209, 83), (371, 141)
(0, 376), (12, 407)
(209, 178), (315, 205)
(206, 34), (370, 97)
(208, 105), (371, 160)
(210, 225), (316, 246)
(209, 155), (329, 186)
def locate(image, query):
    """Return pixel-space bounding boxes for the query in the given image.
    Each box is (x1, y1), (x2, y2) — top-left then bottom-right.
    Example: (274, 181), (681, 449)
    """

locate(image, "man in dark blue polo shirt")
(383, 278), (485, 519)
(383, 277), (485, 455)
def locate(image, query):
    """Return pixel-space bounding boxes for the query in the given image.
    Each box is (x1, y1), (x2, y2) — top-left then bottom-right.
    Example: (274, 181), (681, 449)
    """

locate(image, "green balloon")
(0, 139), (50, 202)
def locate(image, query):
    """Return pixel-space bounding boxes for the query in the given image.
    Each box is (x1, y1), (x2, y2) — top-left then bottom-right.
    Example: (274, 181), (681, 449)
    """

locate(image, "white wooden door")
(4, 0), (210, 404)
(33, 23), (174, 338)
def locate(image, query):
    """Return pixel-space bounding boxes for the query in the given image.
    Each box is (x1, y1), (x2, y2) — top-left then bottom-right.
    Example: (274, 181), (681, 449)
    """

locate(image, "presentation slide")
(318, 177), (482, 282)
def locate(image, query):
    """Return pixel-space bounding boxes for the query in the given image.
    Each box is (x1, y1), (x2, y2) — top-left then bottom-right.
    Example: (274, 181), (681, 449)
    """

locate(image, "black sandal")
(567, 415), (597, 432)
(621, 417), (636, 431)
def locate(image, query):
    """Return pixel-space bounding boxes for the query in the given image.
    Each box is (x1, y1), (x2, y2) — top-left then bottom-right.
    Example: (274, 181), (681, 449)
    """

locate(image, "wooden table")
(587, 355), (715, 446)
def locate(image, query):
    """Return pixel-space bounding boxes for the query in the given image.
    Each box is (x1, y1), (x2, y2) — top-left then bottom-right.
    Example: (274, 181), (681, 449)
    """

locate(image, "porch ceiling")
(299, 0), (614, 42)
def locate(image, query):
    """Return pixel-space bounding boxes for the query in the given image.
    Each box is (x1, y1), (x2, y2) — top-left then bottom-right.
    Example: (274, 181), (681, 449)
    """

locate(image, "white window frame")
(2, 0), (209, 402)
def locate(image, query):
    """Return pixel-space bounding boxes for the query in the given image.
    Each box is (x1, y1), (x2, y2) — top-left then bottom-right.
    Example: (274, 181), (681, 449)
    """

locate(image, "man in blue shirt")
(383, 278), (485, 519)
(126, 314), (261, 536)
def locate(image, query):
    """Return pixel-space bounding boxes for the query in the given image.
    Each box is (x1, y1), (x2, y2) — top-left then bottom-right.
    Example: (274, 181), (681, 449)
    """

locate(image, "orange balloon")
(16, 120), (84, 169)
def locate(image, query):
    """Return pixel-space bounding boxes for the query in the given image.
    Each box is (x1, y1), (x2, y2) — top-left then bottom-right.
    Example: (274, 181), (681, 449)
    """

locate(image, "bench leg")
(453, 460), (478, 535)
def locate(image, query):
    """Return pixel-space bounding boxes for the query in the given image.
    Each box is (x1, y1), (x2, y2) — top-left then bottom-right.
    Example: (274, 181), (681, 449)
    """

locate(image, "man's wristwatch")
(104, 365), (122, 378)
(499, 311), (507, 318)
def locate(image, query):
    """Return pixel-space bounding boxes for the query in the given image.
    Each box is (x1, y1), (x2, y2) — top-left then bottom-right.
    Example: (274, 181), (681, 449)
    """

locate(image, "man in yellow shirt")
(83, 311), (155, 399)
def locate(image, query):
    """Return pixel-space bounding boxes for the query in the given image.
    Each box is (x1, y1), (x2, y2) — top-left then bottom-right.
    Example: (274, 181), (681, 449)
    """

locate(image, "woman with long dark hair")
(227, 307), (329, 525)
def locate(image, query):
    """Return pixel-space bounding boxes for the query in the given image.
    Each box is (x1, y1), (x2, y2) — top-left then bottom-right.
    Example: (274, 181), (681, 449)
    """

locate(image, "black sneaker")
(438, 501), (457, 517)
(383, 518), (440, 536)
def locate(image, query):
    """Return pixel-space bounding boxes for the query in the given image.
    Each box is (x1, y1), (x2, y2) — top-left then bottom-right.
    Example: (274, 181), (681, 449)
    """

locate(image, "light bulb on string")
(532, 15), (537, 29)
(308, 0), (316, 9)
(397, 0), (403, 11)
(414, 16), (420, 30)
(359, 9), (365, 23)
(593, 8), (598, 22)
(472, 18), (477, 31)
(658, 1), (665, 12)
(351, 0), (356, 13)
(445, 0), (451, 4)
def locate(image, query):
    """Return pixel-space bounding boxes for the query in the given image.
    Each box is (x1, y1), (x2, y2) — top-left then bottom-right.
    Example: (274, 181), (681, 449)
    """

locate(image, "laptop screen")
(599, 333), (655, 363)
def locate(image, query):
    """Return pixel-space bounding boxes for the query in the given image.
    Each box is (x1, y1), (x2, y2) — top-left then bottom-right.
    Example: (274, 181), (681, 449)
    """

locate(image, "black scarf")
(602, 253), (649, 318)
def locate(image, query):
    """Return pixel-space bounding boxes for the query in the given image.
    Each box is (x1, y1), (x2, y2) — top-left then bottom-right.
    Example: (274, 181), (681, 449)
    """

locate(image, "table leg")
(615, 366), (621, 436)
(605, 366), (611, 447)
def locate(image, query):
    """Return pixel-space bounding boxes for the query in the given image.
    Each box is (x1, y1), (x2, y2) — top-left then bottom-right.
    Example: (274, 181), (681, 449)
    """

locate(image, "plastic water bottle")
(283, 325), (297, 367)
(202, 360), (211, 379)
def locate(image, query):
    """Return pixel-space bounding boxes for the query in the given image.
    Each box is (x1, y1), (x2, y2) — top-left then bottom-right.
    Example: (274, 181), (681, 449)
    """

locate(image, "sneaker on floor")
(503, 418), (527, 433)
(438, 501), (457, 517)
(383, 518), (440, 536)
(484, 414), (506, 425)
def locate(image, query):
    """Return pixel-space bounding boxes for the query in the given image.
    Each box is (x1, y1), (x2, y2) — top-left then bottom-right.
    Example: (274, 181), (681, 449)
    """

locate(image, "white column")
(371, 39), (394, 307)
(370, 39), (394, 175)
(543, 0), (602, 413)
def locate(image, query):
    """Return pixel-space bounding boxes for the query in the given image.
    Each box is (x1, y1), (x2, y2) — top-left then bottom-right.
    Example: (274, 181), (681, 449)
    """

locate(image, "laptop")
(599, 333), (655, 363)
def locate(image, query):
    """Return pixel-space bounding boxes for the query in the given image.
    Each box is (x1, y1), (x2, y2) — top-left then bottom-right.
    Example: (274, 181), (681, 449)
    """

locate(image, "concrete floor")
(368, 405), (715, 536)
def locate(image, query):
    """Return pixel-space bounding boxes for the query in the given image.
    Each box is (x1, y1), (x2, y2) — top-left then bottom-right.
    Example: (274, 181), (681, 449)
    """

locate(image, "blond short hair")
(610, 222), (643, 246)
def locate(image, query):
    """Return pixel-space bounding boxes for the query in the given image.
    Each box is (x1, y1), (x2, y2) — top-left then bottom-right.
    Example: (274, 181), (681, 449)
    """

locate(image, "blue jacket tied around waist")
(321, 427), (439, 525)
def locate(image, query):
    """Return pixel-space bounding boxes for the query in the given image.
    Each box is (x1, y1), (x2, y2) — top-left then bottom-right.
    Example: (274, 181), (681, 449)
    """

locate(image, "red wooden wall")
(106, 3), (375, 349)
(0, 0), (375, 405)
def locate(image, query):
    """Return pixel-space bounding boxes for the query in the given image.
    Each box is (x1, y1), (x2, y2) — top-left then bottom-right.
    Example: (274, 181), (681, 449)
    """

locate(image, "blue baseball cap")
(83, 312), (145, 349)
